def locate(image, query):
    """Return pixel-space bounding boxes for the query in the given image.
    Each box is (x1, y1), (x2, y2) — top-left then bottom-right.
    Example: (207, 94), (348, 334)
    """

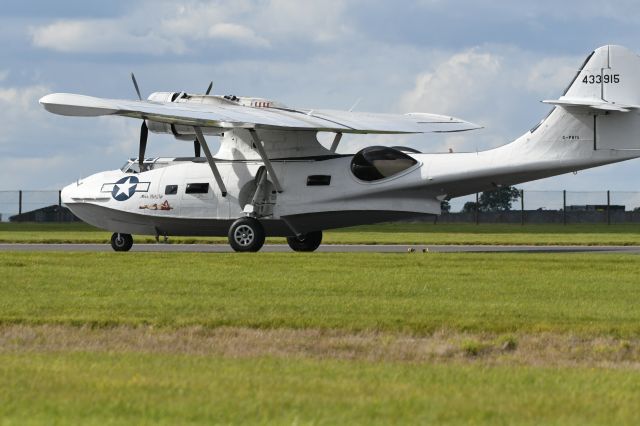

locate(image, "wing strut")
(248, 130), (283, 193)
(193, 127), (227, 197)
(329, 132), (343, 153)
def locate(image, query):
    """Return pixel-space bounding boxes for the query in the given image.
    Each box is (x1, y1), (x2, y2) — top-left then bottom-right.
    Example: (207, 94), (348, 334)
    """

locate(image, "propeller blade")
(139, 121), (148, 171)
(131, 73), (142, 101)
(194, 140), (201, 157)
(205, 81), (213, 95)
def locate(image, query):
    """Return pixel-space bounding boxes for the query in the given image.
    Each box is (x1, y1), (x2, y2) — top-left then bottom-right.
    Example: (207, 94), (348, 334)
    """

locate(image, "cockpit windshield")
(121, 161), (140, 173)
(120, 159), (171, 173)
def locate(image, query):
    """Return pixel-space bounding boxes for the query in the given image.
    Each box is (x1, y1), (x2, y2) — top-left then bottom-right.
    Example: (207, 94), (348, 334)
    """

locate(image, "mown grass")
(2, 251), (640, 424)
(1, 352), (639, 425)
(1, 252), (639, 336)
(3, 221), (640, 245)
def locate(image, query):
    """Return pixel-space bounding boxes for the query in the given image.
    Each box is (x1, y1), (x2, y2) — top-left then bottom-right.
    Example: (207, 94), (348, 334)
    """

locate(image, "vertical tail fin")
(535, 45), (640, 152)
(546, 45), (640, 110)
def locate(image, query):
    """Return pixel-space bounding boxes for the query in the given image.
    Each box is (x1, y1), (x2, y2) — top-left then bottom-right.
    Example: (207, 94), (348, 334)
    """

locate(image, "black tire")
(287, 231), (322, 252)
(110, 233), (133, 252)
(228, 217), (266, 252)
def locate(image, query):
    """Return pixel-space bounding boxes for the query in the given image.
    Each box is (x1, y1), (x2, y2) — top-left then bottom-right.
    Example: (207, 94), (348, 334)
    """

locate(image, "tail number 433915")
(582, 74), (620, 84)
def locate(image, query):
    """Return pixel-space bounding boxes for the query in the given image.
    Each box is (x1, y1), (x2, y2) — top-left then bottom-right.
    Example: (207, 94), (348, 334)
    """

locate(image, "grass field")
(3, 221), (640, 245)
(1, 250), (640, 424)
(2, 351), (638, 425)
(2, 252), (640, 335)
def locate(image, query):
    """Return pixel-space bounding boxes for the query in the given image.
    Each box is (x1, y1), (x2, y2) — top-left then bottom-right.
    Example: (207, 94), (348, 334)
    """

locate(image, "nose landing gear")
(110, 233), (133, 252)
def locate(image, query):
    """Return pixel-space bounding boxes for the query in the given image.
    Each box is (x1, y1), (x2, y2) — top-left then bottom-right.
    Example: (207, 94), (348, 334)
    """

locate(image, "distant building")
(10, 205), (80, 222)
(566, 204), (625, 212)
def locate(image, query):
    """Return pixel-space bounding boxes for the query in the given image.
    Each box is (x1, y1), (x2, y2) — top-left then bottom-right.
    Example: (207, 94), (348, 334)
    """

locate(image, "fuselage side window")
(185, 183), (209, 194)
(165, 185), (178, 195)
(307, 175), (331, 186)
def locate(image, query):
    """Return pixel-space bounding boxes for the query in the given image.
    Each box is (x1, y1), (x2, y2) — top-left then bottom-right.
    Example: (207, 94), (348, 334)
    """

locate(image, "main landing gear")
(109, 222), (324, 253)
(226, 217), (323, 252)
(228, 217), (266, 252)
(111, 232), (133, 252)
(286, 231), (323, 252)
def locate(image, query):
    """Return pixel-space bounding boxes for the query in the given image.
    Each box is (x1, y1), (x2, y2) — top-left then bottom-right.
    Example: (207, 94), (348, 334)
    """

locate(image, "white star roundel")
(111, 176), (139, 201)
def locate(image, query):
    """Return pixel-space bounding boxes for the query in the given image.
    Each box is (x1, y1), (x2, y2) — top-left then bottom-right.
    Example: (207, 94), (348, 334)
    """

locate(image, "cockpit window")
(121, 162), (141, 174)
(351, 146), (418, 182)
(121, 162), (133, 173)
(120, 159), (170, 174)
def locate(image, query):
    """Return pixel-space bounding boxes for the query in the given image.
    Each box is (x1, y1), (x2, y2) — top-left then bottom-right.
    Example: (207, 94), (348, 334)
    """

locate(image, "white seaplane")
(40, 45), (640, 252)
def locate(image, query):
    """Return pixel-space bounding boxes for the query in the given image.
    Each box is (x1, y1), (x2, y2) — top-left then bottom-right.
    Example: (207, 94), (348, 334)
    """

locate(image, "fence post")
(18, 190), (22, 216)
(58, 190), (63, 222)
(563, 190), (567, 225)
(475, 192), (479, 225)
(520, 189), (525, 225)
(607, 190), (611, 225)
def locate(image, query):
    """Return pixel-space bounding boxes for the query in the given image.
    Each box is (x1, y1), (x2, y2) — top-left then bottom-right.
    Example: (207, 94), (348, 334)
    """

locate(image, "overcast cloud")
(1, 0), (639, 195)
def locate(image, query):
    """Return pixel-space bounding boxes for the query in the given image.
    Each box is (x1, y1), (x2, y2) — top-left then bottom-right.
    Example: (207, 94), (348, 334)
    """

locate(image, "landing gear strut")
(110, 233), (133, 252)
(287, 231), (323, 252)
(228, 217), (265, 252)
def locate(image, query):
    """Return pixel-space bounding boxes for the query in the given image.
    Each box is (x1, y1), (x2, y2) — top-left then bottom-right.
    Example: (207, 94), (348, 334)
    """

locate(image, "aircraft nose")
(60, 182), (79, 205)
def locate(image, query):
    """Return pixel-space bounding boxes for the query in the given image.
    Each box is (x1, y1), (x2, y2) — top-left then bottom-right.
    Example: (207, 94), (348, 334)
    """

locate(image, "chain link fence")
(444, 190), (640, 224)
(0, 190), (65, 222)
(2, 189), (640, 223)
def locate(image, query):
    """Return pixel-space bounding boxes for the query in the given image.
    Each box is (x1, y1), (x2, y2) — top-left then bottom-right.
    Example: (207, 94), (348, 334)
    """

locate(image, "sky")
(2, 0), (640, 198)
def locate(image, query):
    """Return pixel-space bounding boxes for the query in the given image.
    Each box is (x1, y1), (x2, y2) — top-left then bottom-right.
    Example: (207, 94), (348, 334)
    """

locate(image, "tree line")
(441, 186), (521, 213)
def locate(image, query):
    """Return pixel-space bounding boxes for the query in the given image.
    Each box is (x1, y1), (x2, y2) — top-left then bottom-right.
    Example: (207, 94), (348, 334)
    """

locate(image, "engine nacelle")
(144, 91), (287, 141)
(146, 92), (224, 140)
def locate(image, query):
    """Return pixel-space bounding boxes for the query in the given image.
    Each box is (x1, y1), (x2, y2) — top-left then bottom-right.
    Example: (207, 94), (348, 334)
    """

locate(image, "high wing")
(39, 93), (481, 134)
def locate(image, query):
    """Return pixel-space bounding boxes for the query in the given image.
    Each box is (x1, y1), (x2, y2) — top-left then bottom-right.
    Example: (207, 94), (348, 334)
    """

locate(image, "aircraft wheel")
(287, 231), (322, 252)
(110, 233), (133, 252)
(228, 217), (265, 252)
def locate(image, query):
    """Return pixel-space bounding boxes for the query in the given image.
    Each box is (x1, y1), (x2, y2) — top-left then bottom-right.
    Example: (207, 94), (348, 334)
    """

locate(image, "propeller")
(131, 73), (142, 101)
(139, 121), (148, 171)
(131, 73), (148, 171)
(193, 81), (214, 157)
(131, 74), (213, 161)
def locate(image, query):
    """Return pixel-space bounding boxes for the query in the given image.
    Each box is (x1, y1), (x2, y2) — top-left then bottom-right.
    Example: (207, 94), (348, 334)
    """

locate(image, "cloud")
(400, 49), (501, 116)
(0, 83), (50, 145)
(398, 48), (508, 152)
(28, 0), (352, 55)
(525, 56), (581, 97)
(398, 46), (583, 153)
(30, 19), (187, 55)
(208, 23), (270, 47)
(257, 0), (352, 43)
(0, 85), (48, 108)
(0, 156), (70, 191)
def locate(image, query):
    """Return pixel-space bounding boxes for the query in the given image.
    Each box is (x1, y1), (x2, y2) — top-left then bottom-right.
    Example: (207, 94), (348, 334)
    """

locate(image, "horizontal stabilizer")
(542, 97), (636, 112)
